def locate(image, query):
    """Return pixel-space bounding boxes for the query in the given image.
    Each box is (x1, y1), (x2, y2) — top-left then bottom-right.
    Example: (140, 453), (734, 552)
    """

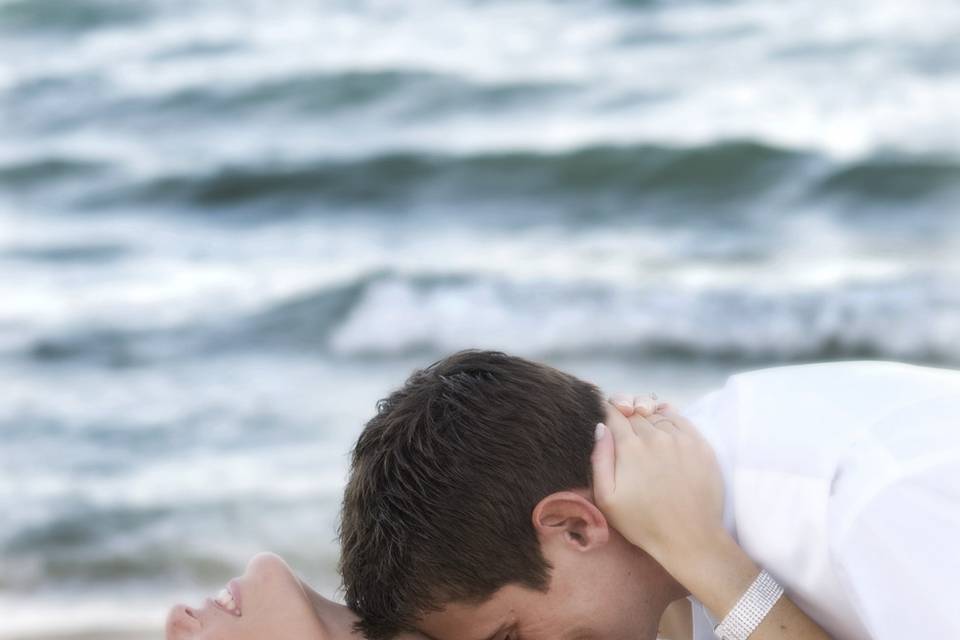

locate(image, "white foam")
(329, 264), (960, 360)
(0, 594), (165, 639)
(2, 0), (959, 168)
(3, 209), (958, 359)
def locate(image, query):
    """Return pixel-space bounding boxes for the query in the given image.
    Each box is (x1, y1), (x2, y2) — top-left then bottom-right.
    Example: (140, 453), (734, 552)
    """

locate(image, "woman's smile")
(210, 578), (243, 617)
(165, 553), (331, 640)
(165, 552), (427, 640)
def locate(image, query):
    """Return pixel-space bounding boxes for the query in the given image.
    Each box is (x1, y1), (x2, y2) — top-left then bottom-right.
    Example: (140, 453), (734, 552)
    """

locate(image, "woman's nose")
(166, 604), (202, 638)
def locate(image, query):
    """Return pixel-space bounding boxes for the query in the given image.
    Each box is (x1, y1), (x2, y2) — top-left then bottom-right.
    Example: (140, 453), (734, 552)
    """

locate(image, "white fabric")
(681, 361), (960, 640)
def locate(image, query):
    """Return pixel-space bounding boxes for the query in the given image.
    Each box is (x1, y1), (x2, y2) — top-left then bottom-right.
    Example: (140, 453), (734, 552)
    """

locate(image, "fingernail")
(610, 394), (631, 408)
(595, 422), (606, 440)
(634, 402), (653, 416)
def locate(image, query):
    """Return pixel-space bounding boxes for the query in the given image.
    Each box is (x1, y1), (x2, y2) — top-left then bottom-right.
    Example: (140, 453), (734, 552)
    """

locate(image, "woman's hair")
(338, 349), (606, 639)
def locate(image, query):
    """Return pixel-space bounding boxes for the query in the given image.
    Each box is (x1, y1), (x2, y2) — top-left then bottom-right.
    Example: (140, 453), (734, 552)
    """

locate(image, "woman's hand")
(593, 398), (832, 640)
(590, 398), (725, 574)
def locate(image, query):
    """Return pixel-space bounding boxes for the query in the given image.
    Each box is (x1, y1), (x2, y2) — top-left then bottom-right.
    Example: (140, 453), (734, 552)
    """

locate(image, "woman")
(165, 553), (430, 640)
(166, 397), (831, 640)
(165, 552), (368, 640)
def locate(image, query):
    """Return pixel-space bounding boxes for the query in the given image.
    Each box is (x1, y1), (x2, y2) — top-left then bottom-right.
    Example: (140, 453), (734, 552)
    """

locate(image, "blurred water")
(2, 0), (960, 637)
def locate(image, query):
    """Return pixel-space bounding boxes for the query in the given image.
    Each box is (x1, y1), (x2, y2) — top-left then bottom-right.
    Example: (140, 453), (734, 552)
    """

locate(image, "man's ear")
(532, 491), (610, 551)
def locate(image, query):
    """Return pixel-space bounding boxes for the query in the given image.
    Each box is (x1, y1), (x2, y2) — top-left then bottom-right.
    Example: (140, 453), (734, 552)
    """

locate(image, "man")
(339, 350), (960, 639)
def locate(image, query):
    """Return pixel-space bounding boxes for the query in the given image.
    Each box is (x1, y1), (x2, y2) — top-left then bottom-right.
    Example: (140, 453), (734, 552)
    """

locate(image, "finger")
(655, 406), (701, 438)
(626, 412), (662, 438)
(645, 414), (678, 434)
(632, 395), (658, 417)
(608, 393), (635, 416)
(603, 403), (638, 449)
(590, 423), (616, 503)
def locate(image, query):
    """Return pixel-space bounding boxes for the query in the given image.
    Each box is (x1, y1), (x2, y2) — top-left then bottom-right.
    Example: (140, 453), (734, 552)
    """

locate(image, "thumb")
(591, 423), (616, 507)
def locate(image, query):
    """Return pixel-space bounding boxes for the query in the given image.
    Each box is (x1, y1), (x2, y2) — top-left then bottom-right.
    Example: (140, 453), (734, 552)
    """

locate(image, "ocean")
(1, 0), (959, 637)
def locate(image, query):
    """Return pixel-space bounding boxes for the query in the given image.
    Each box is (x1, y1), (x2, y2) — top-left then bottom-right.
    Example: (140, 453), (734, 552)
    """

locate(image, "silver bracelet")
(713, 569), (784, 640)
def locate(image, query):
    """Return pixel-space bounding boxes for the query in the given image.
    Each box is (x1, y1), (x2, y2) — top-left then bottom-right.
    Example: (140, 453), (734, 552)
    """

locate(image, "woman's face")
(166, 552), (361, 640)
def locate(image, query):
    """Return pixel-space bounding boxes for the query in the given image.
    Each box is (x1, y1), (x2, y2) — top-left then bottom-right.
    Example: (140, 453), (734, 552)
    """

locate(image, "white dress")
(682, 361), (960, 640)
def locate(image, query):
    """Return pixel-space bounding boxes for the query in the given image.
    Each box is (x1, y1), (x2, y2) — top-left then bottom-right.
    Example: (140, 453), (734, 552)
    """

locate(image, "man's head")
(339, 350), (681, 640)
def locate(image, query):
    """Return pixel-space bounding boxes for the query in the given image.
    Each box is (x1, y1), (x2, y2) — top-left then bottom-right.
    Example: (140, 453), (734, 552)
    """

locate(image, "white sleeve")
(828, 398), (960, 639)
(688, 597), (719, 640)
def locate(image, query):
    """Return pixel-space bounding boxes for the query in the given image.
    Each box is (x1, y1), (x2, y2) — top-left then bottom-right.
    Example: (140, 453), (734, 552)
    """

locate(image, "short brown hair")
(338, 349), (606, 639)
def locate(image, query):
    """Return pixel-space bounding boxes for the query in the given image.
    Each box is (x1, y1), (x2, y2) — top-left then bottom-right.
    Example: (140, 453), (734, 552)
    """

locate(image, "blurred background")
(1, 0), (959, 637)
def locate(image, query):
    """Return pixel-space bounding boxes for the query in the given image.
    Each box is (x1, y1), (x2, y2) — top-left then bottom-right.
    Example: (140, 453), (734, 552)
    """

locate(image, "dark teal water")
(1, 0), (959, 635)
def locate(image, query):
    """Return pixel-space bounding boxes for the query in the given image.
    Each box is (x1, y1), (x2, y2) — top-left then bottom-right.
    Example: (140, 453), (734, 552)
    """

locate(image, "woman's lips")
(211, 578), (243, 617)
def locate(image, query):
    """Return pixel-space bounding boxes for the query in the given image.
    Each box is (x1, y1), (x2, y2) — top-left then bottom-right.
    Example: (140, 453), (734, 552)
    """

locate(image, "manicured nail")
(595, 422), (606, 440)
(634, 401), (654, 416)
(609, 394), (632, 408)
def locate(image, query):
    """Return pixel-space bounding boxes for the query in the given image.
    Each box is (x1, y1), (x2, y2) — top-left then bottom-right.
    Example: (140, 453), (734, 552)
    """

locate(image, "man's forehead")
(416, 587), (524, 640)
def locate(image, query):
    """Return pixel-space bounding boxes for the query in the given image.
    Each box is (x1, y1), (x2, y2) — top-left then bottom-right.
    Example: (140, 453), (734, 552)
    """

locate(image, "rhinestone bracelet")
(713, 570), (785, 640)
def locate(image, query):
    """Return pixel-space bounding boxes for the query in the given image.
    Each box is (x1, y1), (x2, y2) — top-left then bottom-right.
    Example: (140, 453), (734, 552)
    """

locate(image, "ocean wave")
(152, 71), (574, 121)
(812, 155), (960, 204)
(325, 272), (960, 363)
(5, 0), (959, 166)
(13, 269), (960, 366)
(18, 272), (374, 366)
(1, 242), (129, 264)
(26, 327), (197, 368)
(0, 157), (112, 190)
(0, 0), (149, 34)
(2, 499), (255, 587)
(5, 69), (572, 139)
(0, 489), (342, 589)
(0, 435), (348, 587)
(77, 141), (814, 211)
(6, 143), (941, 215)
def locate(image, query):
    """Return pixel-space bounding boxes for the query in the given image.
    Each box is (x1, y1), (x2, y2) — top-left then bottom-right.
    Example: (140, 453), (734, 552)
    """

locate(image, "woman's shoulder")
(721, 360), (960, 421)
